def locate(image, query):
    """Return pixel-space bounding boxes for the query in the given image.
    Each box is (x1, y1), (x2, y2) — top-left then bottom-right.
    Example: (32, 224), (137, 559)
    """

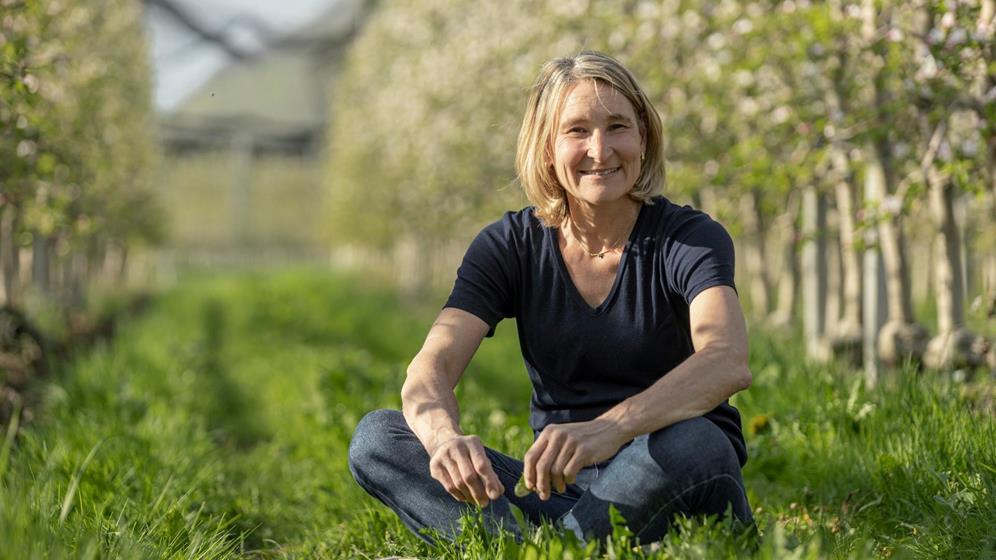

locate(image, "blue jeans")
(348, 409), (752, 545)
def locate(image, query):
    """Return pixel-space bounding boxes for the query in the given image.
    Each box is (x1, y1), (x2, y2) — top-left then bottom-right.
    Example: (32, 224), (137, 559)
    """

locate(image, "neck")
(562, 196), (641, 251)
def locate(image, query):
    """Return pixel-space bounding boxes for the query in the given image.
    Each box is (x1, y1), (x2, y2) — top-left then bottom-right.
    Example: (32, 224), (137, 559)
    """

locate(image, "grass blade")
(0, 397), (21, 483)
(60, 439), (106, 524)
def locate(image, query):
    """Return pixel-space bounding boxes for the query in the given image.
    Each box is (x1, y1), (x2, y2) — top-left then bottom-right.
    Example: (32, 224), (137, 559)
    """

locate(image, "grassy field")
(1, 270), (994, 559)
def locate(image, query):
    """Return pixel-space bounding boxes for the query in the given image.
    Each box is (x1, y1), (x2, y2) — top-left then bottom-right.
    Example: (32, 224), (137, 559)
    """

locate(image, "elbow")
(735, 364), (752, 392)
(703, 344), (752, 395)
(727, 349), (752, 393)
(401, 352), (443, 412)
(400, 360), (422, 412)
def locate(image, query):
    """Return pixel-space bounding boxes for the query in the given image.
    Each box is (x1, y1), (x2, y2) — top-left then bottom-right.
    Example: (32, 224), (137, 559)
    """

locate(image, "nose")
(587, 129), (612, 161)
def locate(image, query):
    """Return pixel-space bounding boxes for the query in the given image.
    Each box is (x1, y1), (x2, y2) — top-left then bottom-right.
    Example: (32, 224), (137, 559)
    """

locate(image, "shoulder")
(483, 206), (541, 232)
(475, 206), (544, 247)
(462, 207), (543, 267)
(642, 196), (731, 244)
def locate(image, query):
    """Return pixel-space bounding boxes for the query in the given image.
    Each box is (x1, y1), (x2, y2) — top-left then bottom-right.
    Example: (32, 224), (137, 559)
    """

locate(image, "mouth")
(579, 167), (621, 177)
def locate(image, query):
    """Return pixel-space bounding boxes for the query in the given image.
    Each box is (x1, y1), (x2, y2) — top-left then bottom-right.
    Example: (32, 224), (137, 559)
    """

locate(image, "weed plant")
(0, 269), (993, 558)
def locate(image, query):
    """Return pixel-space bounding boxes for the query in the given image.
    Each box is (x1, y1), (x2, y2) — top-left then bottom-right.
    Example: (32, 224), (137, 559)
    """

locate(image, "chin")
(574, 183), (633, 205)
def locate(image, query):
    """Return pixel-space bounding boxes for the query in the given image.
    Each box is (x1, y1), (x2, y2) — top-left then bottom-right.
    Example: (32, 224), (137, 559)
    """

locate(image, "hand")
(523, 419), (628, 501)
(428, 434), (505, 507)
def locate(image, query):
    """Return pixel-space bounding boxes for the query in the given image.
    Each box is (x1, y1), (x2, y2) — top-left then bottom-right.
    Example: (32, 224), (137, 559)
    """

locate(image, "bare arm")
(597, 284), (751, 438)
(401, 307), (504, 505)
(524, 285), (752, 499)
(401, 307), (488, 455)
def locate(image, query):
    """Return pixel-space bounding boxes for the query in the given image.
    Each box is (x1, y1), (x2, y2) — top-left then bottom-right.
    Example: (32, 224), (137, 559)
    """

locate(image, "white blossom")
(917, 55), (939, 80)
(882, 195), (902, 215)
(772, 106), (791, 124)
(707, 32), (726, 50)
(940, 12), (955, 30)
(733, 18), (753, 34)
(734, 69), (754, 88)
(16, 140), (36, 157)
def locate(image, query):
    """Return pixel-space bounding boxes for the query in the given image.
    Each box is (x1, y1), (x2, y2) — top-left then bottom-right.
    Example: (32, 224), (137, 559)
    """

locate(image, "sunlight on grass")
(1, 269), (993, 558)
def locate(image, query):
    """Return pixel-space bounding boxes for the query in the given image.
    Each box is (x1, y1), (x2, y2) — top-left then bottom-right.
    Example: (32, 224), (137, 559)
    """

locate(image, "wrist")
(596, 406), (641, 444)
(425, 428), (463, 457)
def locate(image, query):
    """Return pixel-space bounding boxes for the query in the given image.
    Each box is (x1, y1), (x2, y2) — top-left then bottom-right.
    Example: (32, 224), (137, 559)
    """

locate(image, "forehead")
(557, 80), (637, 121)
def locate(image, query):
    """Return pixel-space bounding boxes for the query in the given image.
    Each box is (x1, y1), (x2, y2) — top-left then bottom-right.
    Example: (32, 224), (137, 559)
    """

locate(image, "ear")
(544, 145), (555, 169)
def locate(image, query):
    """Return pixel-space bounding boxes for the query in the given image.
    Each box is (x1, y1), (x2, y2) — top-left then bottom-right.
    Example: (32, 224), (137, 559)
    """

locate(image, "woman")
(349, 51), (753, 545)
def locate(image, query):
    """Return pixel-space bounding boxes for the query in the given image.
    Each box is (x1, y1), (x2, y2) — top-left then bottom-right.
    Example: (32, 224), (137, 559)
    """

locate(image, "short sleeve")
(443, 218), (518, 337)
(664, 215), (737, 305)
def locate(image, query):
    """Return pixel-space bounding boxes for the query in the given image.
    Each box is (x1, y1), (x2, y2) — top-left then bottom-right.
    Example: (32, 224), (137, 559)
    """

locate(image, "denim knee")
(348, 408), (406, 484)
(646, 417), (742, 482)
(645, 417), (751, 526)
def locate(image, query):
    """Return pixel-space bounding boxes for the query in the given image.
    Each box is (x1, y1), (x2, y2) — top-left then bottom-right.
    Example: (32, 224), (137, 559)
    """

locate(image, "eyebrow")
(560, 113), (635, 127)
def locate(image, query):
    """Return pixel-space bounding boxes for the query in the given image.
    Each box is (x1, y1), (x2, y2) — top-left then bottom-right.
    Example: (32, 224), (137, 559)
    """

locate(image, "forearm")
(598, 344), (751, 441)
(401, 353), (464, 456)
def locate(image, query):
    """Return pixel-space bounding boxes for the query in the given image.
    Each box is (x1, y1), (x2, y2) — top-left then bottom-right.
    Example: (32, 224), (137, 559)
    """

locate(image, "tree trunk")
(801, 184), (829, 361)
(32, 233), (52, 296)
(983, 0), (996, 334)
(867, 145), (928, 366)
(117, 244), (129, 284)
(67, 251), (86, 311)
(827, 150), (862, 364)
(929, 170), (965, 333)
(862, 173), (887, 387)
(825, 213), (841, 335)
(768, 191), (800, 329)
(861, 0), (928, 368)
(739, 189), (771, 316)
(923, 166), (983, 370)
(1, 204), (22, 306)
(954, 194), (972, 305)
(832, 152), (862, 332)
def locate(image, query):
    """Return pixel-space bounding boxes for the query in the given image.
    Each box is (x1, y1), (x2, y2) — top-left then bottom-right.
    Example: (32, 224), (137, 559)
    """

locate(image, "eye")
(567, 127), (587, 135)
(609, 123), (629, 131)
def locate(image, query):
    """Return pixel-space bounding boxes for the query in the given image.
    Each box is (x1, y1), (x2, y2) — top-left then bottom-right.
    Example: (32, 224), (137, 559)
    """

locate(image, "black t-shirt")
(444, 196), (746, 466)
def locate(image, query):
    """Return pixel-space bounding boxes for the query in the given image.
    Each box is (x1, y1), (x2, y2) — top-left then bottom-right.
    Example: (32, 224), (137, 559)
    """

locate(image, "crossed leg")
(348, 409), (751, 545)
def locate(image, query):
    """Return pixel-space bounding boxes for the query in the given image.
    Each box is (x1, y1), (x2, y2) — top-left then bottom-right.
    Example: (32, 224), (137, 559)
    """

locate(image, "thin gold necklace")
(567, 220), (628, 259)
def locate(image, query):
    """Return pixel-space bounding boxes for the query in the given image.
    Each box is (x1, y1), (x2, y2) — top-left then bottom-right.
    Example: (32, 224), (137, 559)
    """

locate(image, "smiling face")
(552, 79), (646, 210)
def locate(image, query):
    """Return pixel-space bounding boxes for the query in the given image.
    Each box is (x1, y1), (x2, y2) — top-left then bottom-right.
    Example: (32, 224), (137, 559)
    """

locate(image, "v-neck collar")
(548, 202), (646, 315)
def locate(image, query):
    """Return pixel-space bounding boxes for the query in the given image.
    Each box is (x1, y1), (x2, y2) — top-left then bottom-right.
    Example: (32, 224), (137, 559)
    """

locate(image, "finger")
(536, 429), (569, 500)
(468, 445), (504, 500)
(535, 445), (558, 500)
(452, 448), (490, 506)
(550, 441), (575, 494)
(523, 436), (548, 493)
(563, 451), (586, 486)
(432, 461), (470, 503)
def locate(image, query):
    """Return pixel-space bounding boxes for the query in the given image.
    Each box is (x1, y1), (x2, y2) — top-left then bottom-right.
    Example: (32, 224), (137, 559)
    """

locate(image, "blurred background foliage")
(1, 0), (162, 315)
(1, 0), (995, 376)
(326, 0), (996, 372)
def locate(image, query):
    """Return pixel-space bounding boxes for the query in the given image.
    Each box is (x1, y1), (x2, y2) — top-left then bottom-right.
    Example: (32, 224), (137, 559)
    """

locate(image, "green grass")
(1, 269), (994, 558)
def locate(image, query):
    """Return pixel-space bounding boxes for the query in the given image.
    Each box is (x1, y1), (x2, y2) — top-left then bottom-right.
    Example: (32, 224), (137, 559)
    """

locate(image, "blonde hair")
(515, 51), (665, 227)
